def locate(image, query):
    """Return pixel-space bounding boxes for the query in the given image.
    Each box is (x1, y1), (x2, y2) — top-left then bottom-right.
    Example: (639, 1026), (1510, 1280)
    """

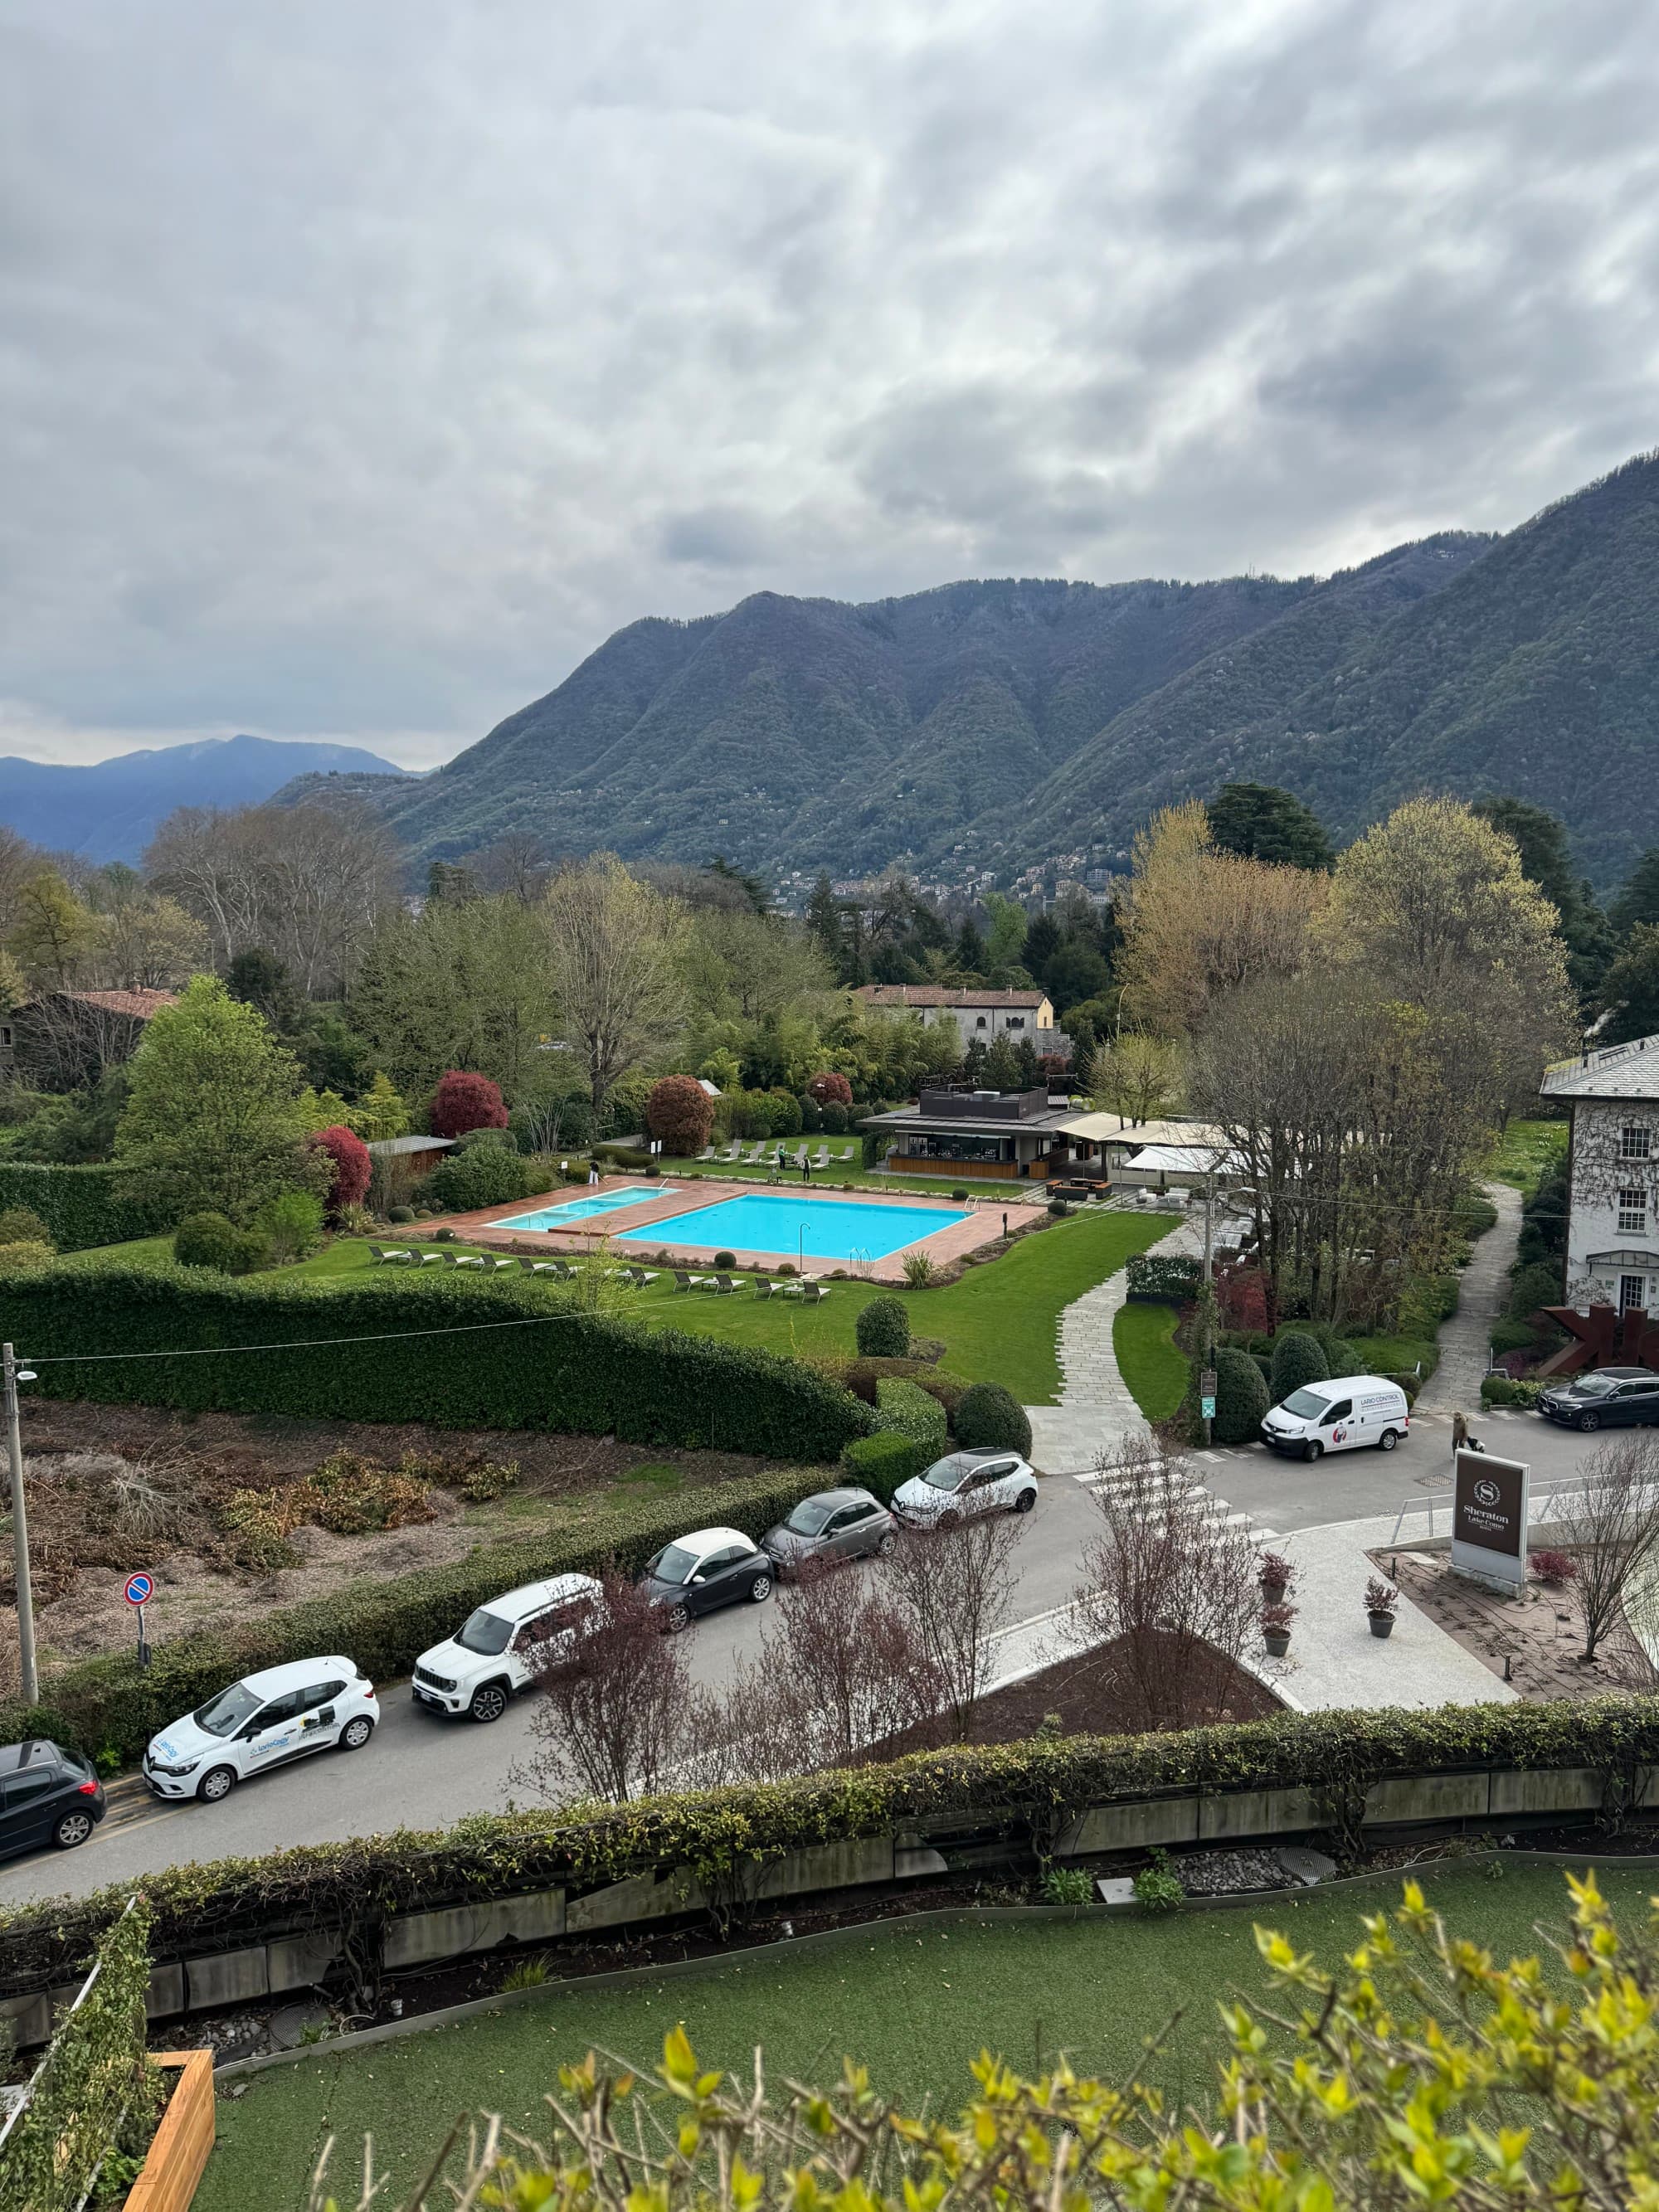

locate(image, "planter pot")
(1259, 1582), (1287, 1606)
(1262, 1631), (1292, 1658)
(1368, 1612), (1395, 1640)
(126, 2049), (215, 2212)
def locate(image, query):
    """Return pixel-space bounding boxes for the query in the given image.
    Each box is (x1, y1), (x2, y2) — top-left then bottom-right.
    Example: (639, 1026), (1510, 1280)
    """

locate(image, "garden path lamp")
(2, 1344), (39, 1705)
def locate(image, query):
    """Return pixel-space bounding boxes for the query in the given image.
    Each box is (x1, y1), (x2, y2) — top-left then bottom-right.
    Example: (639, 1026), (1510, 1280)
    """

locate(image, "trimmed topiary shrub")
(872, 1377), (948, 1456)
(429, 1070), (508, 1140)
(713, 1251), (737, 1271)
(953, 1381), (1033, 1455)
(0, 1206), (52, 1250)
(387, 1205), (415, 1224)
(173, 1213), (270, 1275)
(839, 1429), (927, 1504)
(1212, 1344), (1271, 1445)
(1126, 1252), (1202, 1302)
(856, 1295), (911, 1359)
(1269, 1330), (1329, 1403)
(645, 1075), (715, 1157)
(820, 1101), (849, 1135)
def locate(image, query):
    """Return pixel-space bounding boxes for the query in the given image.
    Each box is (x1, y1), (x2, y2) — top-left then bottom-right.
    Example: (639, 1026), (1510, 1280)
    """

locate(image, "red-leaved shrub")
(807, 1070), (853, 1106)
(430, 1070), (508, 1139)
(311, 1125), (371, 1217)
(645, 1074), (714, 1156)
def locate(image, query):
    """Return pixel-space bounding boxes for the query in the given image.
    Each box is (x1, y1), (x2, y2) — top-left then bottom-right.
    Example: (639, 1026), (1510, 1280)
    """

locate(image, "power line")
(21, 1308), (592, 1368)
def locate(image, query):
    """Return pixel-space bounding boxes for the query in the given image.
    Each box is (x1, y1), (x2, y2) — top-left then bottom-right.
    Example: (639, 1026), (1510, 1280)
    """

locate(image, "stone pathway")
(1411, 1179), (1520, 1418)
(1024, 1211), (1201, 1476)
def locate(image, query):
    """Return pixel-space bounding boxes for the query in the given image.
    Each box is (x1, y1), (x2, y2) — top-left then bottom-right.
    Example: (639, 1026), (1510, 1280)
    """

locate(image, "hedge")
(4, 1696), (1657, 1998)
(0, 1163), (173, 1252)
(840, 1430), (927, 1502)
(0, 1465), (831, 1765)
(871, 1378), (948, 1453)
(0, 1262), (871, 1464)
(1125, 1251), (1201, 1303)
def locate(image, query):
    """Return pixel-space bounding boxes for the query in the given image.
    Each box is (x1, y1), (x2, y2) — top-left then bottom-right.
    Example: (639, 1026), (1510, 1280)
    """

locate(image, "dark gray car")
(1539, 1368), (1659, 1431)
(761, 1486), (896, 1575)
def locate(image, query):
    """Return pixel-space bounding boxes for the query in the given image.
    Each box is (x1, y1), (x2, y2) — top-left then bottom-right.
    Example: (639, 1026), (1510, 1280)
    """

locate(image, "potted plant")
(1365, 1575), (1399, 1638)
(1258, 1550), (1294, 1605)
(1261, 1601), (1296, 1658)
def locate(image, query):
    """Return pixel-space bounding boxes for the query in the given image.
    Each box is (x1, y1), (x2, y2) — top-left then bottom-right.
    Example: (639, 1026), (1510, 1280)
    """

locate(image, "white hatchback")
(143, 1656), (377, 1803)
(892, 1448), (1039, 1526)
(412, 1574), (603, 1723)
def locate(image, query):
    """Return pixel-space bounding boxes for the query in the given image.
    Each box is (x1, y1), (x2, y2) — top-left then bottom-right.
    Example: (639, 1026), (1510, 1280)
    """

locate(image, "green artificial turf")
(196, 1860), (1652, 2212)
(62, 1209), (1174, 1404)
(1112, 1297), (1188, 1421)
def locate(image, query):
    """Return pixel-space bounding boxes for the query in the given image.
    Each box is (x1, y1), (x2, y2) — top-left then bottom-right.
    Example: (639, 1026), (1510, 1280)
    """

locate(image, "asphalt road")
(0, 1408), (1598, 1908)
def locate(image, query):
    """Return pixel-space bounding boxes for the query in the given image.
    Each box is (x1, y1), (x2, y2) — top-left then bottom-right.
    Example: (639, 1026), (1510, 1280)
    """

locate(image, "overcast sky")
(3, 0), (1657, 769)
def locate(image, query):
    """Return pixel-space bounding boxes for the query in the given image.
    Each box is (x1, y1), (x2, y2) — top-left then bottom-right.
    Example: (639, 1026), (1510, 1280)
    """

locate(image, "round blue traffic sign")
(123, 1573), (153, 1607)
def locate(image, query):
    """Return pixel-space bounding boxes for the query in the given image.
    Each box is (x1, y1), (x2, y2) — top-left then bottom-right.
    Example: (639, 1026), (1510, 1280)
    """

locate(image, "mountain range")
(0, 734), (410, 863)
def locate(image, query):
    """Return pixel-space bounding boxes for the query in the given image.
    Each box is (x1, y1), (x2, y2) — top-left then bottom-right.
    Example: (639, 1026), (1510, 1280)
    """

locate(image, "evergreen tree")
(225, 949), (304, 1033)
(983, 1032), (1022, 1089)
(1599, 924), (1659, 1045)
(1014, 1035), (1039, 1087)
(805, 873), (844, 975)
(954, 917), (988, 975)
(1209, 782), (1334, 869)
(961, 1036), (989, 1086)
(1613, 848), (1659, 935)
(1023, 912), (1062, 984)
(1475, 795), (1613, 1003)
(708, 854), (771, 915)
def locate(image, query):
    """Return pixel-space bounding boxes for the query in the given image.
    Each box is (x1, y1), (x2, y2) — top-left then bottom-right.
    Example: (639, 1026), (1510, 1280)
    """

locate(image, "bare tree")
(885, 1516), (1019, 1742)
(511, 1571), (700, 1803)
(714, 1558), (941, 1779)
(1071, 1435), (1262, 1730)
(1553, 1432), (1659, 1662)
(539, 855), (688, 1111)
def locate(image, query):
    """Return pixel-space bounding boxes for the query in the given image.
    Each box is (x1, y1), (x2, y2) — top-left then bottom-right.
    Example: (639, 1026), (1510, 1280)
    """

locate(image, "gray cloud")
(2, 0), (1657, 765)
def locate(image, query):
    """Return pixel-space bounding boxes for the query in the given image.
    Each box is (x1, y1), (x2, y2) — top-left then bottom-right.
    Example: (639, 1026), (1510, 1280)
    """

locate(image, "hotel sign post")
(1451, 1448), (1529, 1594)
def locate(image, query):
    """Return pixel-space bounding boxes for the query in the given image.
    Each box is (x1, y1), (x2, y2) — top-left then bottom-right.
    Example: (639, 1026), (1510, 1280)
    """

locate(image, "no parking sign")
(124, 1571), (154, 1666)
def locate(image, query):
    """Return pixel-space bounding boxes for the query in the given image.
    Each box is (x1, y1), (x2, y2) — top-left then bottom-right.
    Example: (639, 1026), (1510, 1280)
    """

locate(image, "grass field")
(1486, 1117), (1569, 1197)
(1112, 1296), (1187, 1420)
(61, 1208), (1175, 1404)
(196, 1860), (1648, 2211)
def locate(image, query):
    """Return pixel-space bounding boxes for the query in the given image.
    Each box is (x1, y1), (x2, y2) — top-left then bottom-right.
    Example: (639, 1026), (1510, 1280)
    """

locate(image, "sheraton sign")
(1451, 1448), (1529, 1592)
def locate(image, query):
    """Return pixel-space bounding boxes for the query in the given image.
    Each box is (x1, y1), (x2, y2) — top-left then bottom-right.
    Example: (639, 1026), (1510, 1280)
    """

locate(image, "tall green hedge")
(2, 1696), (1654, 2000)
(0, 1465), (831, 1762)
(0, 1262), (872, 1461)
(0, 1164), (173, 1252)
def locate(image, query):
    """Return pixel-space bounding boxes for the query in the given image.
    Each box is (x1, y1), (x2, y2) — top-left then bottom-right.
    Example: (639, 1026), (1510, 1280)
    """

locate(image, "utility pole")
(1199, 1166), (1218, 1451)
(3, 1343), (38, 1708)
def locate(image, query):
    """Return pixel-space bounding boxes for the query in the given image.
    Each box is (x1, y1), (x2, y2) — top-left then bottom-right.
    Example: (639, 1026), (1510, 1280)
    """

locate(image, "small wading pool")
(617, 1191), (971, 1263)
(496, 1187), (679, 1230)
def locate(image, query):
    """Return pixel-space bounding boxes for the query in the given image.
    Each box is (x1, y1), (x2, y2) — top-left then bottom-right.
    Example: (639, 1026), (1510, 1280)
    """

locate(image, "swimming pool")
(616, 1192), (971, 1262)
(496, 1188), (679, 1230)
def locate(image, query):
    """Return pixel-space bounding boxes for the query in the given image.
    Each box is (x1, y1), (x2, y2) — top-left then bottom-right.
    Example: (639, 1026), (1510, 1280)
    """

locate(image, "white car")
(892, 1448), (1039, 1526)
(143, 1656), (377, 1803)
(412, 1574), (602, 1722)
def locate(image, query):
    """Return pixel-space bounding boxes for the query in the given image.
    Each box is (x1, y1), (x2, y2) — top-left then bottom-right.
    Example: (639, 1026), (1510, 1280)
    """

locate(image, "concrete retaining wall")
(5, 1762), (1645, 2045)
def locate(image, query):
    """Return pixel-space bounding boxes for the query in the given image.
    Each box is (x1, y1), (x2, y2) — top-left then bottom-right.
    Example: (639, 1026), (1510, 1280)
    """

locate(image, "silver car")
(760, 1486), (896, 1575)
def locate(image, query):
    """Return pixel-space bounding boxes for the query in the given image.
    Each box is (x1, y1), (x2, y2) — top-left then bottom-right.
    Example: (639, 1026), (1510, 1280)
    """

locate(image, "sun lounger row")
(367, 1245), (659, 1282)
(670, 1270), (828, 1301)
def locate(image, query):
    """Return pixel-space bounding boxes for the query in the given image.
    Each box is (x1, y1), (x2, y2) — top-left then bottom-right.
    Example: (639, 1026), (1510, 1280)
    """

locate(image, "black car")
(1539, 1368), (1659, 1432)
(0, 1739), (105, 1860)
(638, 1525), (773, 1633)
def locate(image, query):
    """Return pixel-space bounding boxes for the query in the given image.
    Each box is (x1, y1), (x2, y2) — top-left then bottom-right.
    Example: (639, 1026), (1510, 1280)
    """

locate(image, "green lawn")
(1486, 1117), (1569, 1197)
(1112, 1297), (1187, 1421)
(68, 1208), (1174, 1403)
(196, 1860), (1649, 2212)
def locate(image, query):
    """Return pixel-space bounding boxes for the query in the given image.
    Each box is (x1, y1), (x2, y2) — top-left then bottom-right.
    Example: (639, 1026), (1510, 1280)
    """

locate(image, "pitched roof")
(1540, 1034), (1659, 1101)
(44, 988), (178, 1020)
(856, 984), (1047, 1009)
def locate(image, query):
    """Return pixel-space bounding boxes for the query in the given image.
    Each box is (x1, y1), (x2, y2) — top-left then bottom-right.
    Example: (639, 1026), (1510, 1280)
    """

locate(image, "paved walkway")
(1024, 1211), (1200, 1475)
(1412, 1180), (1520, 1417)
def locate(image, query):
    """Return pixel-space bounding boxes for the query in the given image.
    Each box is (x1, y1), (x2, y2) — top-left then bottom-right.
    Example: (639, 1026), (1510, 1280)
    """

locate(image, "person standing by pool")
(801, 1156), (811, 1183)
(588, 1160), (600, 1187)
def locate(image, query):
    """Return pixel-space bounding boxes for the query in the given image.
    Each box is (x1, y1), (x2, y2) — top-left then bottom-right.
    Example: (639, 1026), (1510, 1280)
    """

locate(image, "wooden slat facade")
(126, 2050), (215, 2212)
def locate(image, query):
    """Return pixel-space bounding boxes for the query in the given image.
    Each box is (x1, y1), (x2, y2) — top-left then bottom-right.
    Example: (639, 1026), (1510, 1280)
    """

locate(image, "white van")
(1260, 1374), (1410, 1461)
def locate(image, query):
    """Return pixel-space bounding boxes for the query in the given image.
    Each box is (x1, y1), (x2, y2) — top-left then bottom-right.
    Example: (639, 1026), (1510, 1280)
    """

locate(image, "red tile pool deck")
(421, 1176), (1047, 1282)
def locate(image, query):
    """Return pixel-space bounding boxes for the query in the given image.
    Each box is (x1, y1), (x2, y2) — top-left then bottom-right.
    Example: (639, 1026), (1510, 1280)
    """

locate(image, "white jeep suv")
(412, 1573), (602, 1723)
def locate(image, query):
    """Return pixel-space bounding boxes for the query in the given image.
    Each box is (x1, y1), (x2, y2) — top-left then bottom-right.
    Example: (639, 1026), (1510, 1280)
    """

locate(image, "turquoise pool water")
(496, 1188), (679, 1230)
(616, 1192), (970, 1262)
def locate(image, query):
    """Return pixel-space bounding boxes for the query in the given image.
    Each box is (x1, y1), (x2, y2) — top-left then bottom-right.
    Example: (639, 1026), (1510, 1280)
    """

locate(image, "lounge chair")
(811, 1149), (830, 1168)
(486, 1256), (518, 1272)
(416, 1250), (446, 1266)
(624, 1265), (659, 1286)
(673, 1270), (708, 1292)
(528, 1260), (563, 1276)
(368, 1245), (414, 1265)
(795, 1281), (829, 1304)
(444, 1251), (485, 1270)
(752, 1278), (774, 1299)
(697, 1145), (717, 1161)
(723, 1141), (743, 1161)
(707, 1272), (740, 1296)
